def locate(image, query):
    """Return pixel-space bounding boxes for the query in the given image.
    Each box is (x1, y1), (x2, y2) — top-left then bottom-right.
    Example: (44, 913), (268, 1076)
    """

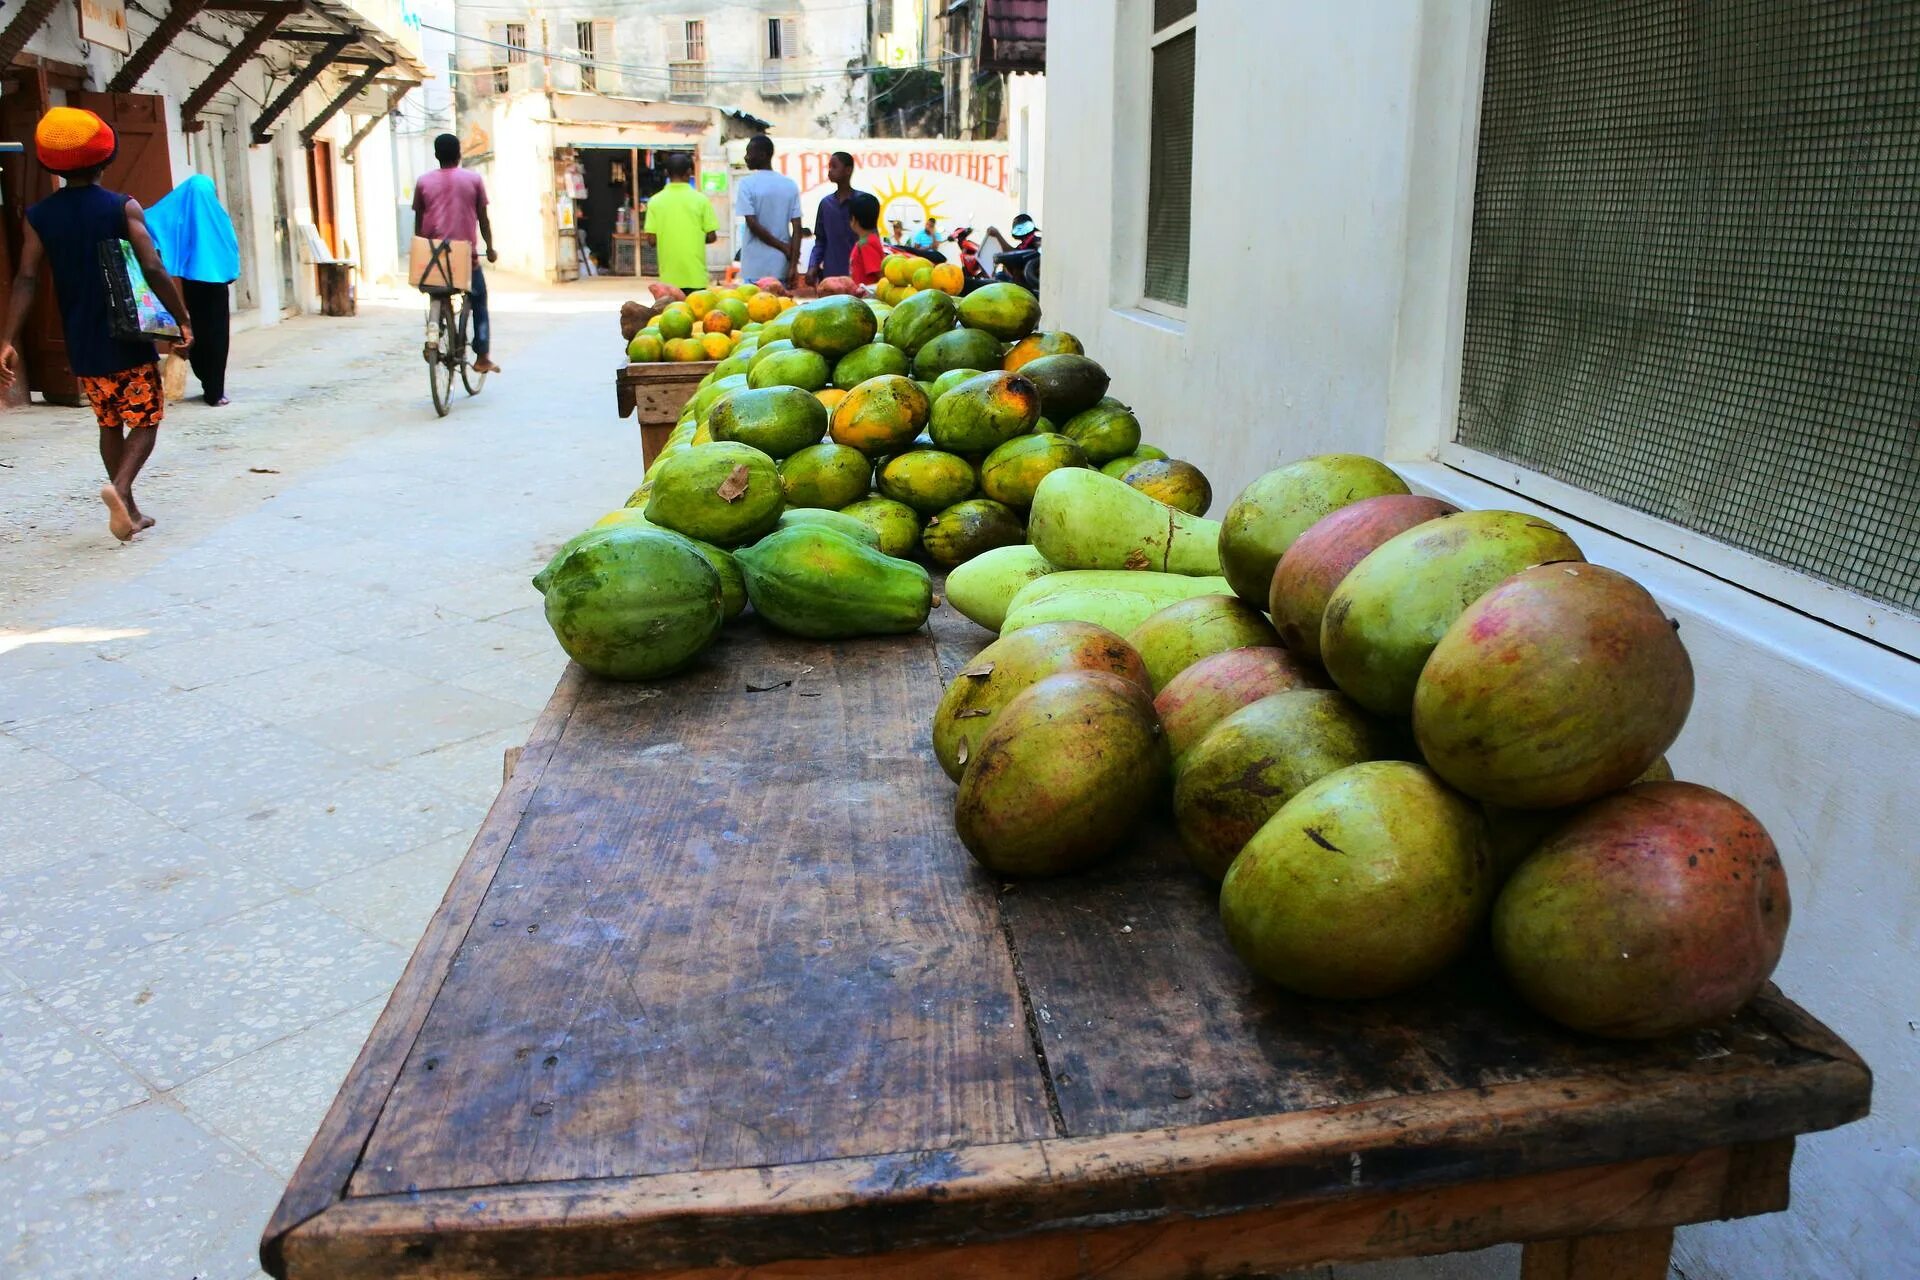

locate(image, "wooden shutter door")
(72, 91), (174, 207)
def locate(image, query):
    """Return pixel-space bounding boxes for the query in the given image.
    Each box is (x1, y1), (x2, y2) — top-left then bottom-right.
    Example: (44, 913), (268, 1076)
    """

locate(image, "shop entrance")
(568, 144), (665, 277)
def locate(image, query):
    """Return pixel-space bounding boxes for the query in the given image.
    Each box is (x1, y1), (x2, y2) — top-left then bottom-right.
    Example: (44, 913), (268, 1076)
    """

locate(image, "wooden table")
(614, 360), (719, 466)
(263, 604), (1870, 1280)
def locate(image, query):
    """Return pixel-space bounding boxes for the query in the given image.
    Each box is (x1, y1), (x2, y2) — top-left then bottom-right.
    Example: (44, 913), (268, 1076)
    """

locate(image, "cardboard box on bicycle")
(410, 236), (472, 292)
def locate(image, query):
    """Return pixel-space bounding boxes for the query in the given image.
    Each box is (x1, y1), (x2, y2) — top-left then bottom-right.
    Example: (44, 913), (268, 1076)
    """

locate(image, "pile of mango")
(625, 284), (794, 363)
(931, 455), (1792, 1042)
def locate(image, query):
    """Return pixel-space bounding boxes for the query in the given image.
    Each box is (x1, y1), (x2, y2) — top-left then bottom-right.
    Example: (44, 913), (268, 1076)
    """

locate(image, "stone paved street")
(0, 276), (638, 1279)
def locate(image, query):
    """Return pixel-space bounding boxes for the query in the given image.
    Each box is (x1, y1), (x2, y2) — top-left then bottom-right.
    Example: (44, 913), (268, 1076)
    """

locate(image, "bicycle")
(422, 286), (485, 417)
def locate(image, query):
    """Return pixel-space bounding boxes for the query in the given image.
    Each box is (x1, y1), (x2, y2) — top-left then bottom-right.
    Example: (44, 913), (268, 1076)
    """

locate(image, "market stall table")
(262, 603), (1869, 1280)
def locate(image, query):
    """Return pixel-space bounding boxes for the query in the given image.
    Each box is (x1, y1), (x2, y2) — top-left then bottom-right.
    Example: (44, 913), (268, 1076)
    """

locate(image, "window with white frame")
(1456, 0), (1920, 623)
(1143, 1), (1194, 308)
(670, 18), (707, 99)
(487, 22), (528, 94)
(763, 15), (801, 94)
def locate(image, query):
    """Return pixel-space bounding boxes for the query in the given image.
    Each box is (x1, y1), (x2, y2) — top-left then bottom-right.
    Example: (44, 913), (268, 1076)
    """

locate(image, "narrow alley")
(0, 277), (639, 1278)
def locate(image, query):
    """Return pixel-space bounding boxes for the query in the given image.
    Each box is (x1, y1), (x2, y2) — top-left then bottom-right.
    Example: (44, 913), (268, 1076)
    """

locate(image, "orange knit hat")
(36, 107), (116, 174)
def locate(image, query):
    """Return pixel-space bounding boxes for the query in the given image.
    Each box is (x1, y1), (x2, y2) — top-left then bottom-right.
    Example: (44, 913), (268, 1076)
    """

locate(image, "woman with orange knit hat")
(0, 107), (193, 541)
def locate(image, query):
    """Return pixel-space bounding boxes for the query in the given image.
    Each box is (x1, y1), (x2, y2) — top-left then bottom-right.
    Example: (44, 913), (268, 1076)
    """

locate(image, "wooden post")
(181, 3), (301, 131)
(107, 0), (207, 92)
(1522, 1227), (1675, 1280)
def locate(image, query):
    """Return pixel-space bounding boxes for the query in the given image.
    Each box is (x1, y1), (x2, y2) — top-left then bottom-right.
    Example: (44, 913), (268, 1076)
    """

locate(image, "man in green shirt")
(642, 152), (717, 290)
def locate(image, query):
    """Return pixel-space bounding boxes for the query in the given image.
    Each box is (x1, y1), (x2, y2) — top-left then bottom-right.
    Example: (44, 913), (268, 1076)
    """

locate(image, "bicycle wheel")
(458, 297), (486, 396)
(427, 297), (453, 417)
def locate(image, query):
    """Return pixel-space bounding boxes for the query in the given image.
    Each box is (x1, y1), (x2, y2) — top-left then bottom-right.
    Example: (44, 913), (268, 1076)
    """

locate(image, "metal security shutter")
(1457, 0), (1920, 614)
(1144, 22), (1194, 306)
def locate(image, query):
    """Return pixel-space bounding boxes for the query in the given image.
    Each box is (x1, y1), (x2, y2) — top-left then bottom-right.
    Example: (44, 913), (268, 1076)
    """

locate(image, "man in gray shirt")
(733, 135), (802, 287)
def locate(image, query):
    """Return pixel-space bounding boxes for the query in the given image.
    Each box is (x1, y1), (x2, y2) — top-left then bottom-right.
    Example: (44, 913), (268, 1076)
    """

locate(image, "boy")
(0, 107), (193, 541)
(848, 192), (886, 288)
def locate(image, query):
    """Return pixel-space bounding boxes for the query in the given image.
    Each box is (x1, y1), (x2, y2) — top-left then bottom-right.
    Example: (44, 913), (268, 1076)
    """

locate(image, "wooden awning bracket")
(0, 0), (65, 72)
(342, 81), (414, 161)
(251, 32), (353, 143)
(180, 1), (303, 132)
(107, 0), (207, 93)
(301, 57), (388, 146)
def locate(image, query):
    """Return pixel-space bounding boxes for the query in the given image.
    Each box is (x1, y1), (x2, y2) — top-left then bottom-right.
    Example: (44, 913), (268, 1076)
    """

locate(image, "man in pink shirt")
(413, 133), (501, 373)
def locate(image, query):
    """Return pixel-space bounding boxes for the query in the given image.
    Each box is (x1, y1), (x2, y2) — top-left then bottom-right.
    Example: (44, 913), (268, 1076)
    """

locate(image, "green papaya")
(832, 342), (911, 388)
(946, 544), (1059, 631)
(1061, 397), (1142, 464)
(747, 347), (832, 392)
(735, 525), (933, 638)
(540, 526), (724, 680)
(922, 498), (1026, 567)
(980, 432), (1087, 508)
(759, 306), (798, 344)
(790, 295), (878, 360)
(931, 367), (984, 400)
(913, 328), (1005, 380)
(774, 506), (883, 549)
(1027, 468), (1222, 575)
(838, 495), (924, 558)
(713, 350), (752, 380)
(881, 287), (957, 354)
(1021, 354), (1111, 420)
(707, 385), (827, 459)
(644, 441), (784, 547)
(928, 371), (1042, 455)
(689, 373), (748, 424)
(957, 281), (1041, 341)
(780, 442), (873, 509)
(747, 338), (794, 372)
(877, 448), (978, 514)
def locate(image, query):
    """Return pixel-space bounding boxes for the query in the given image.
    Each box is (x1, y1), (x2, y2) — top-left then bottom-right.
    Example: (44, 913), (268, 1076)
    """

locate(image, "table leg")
(1521, 1226), (1674, 1279)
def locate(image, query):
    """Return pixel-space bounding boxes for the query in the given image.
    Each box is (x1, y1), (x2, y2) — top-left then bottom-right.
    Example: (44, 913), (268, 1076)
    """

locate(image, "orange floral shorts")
(79, 363), (164, 430)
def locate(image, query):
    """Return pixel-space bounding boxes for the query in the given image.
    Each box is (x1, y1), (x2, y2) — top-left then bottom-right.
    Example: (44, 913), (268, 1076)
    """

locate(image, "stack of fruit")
(871, 252), (965, 304)
(625, 283), (794, 364)
(931, 454), (1790, 1042)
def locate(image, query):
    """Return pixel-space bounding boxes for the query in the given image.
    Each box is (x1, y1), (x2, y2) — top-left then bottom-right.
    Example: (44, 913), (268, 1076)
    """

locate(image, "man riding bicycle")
(413, 133), (501, 374)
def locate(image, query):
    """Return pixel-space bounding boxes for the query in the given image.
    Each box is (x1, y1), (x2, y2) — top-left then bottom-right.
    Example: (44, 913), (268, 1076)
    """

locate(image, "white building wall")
(1005, 72), (1044, 224)
(1044, 4), (1918, 1280)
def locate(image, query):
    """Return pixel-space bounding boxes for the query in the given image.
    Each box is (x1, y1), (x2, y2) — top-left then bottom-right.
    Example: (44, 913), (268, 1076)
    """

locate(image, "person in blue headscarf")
(144, 174), (241, 406)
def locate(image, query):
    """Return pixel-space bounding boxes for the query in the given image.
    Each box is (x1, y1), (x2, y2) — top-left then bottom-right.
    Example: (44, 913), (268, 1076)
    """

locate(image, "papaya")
(706, 385), (828, 459)
(957, 282), (1041, 341)
(1004, 330), (1083, 373)
(712, 350), (752, 380)
(829, 374), (932, 456)
(877, 449), (978, 514)
(590, 507), (654, 531)
(1100, 445), (1169, 478)
(881, 287), (957, 354)
(1020, 354), (1110, 419)
(1061, 397), (1143, 465)
(944, 544), (1058, 631)
(779, 442), (873, 509)
(790, 295), (878, 360)
(735, 525), (933, 639)
(539, 526), (724, 680)
(774, 506), (883, 549)
(922, 498), (1026, 567)
(930, 367), (984, 400)
(955, 672), (1167, 878)
(573, 514), (747, 622)
(747, 347), (832, 392)
(688, 373), (747, 424)
(1121, 458), (1213, 516)
(979, 432), (1087, 508)
(913, 327), (1005, 380)
(643, 441), (784, 548)
(837, 495), (924, 558)
(746, 338), (794, 372)
(832, 342), (911, 388)
(933, 621), (1150, 781)
(1027, 468), (1223, 575)
(759, 306), (798, 344)
(1000, 570), (1236, 636)
(928, 371), (1042, 455)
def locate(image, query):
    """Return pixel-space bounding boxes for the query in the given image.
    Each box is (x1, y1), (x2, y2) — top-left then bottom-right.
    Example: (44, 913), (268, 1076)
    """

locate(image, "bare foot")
(100, 485), (136, 541)
(472, 357), (501, 374)
(135, 514), (156, 531)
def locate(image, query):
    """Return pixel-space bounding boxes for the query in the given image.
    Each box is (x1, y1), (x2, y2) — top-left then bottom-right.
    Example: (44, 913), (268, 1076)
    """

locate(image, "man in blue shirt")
(734, 135), (803, 287)
(806, 150), (857, 285)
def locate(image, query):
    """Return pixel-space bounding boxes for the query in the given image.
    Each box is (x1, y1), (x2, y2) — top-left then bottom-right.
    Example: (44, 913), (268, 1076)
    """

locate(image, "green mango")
(759, 306), (798, 344)
(881, 287), (957, 354)
(913, 327), (1004, 380)
(1061, 397), (1142, 465)
(707, 385), (827, 459)
(735, 525), (933, 638)
(928, 371), (1043, 455)
(1217, 455), (1410, 605)
(1021, 354), (1111, 420)
(832, 341), (912, 389)
(931, 366), (984, 400)
(791, 295), (879, 360)
(1027, 468), (1222, 575)
(921, 498), (1026, 567)
(1100, 445), (1168, 478)
(1000, 570), (1237, 637)
(688, 374), (747, 424)
(780, 442), (873, 509)
(838, 495), (924, 558)
(956, 281), (1041, 341)
(644, 442), (784, 547)
(980, 433), (1087, 508)
(538, 526), (723, 680)
(747, 347), (832, 392)
(945, 544), (1059, 631)
(877, 448), (978, 514)
(747, 338), (795, 372)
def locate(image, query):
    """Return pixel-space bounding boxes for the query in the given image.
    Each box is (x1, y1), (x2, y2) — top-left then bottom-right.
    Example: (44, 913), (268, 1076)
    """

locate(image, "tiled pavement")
(0, 279), (637, 1278)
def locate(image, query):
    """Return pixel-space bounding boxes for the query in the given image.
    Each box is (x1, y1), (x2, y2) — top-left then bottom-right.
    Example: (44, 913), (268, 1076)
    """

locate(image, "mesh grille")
(1457, 0), (1920, 614)
(1145, 28), (1194, 306)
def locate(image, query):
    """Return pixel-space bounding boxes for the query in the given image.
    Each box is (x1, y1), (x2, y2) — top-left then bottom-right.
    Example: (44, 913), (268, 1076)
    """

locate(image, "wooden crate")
(616, 360), (720, 465)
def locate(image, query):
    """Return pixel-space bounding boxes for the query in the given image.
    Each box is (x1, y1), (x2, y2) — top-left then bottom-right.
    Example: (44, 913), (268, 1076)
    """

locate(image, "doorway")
(272, 151), (296, 312)
(573, 145), (665, 276)
(306, 140), (339, 255)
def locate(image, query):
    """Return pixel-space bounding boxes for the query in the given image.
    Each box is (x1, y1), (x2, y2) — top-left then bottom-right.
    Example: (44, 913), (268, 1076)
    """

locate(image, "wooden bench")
(262, 601), (1870, 1279)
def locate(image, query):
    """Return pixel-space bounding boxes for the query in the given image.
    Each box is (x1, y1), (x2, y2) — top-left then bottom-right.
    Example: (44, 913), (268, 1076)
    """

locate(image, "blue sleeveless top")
(26, 185), (158, 377)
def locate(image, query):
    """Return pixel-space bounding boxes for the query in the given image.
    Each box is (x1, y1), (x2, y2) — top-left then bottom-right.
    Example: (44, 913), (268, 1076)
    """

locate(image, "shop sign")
(79, 0), (133, 53)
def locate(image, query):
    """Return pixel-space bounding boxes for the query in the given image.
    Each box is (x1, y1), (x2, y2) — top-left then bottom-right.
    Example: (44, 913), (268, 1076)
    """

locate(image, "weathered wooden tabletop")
(263, 600), (1870, 1280)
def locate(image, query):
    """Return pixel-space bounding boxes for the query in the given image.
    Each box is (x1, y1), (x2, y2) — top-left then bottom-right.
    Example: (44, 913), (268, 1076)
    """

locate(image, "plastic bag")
(96, 239), (182, 341)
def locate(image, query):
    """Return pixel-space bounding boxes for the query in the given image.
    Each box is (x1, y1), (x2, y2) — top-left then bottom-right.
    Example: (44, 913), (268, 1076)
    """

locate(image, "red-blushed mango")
(1126, 594), (1281, 692)
(1321, 510), (1584, 716)
(1174, 690), (1387, 881)
(932, 621), (1150, 781)
(1155, 646), (1325, 761)
(1492, 781), (1788, 1039)
(1270, 494), (1459, 661)
(1483, 756), (1673, 883)
(1220, 761), (1493, 998)
(1217, 456), (1410, 606)
(1414, 563), (1692, 809)
(954, 671), (1168, 877)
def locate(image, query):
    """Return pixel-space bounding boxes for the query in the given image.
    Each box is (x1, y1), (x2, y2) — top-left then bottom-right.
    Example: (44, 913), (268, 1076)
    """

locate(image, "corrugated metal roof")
(981, 0), (1045, 74)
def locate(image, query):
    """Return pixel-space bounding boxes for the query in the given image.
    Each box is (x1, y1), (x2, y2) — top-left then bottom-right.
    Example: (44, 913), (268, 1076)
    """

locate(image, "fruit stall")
(265, 283), (1869, 1278)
